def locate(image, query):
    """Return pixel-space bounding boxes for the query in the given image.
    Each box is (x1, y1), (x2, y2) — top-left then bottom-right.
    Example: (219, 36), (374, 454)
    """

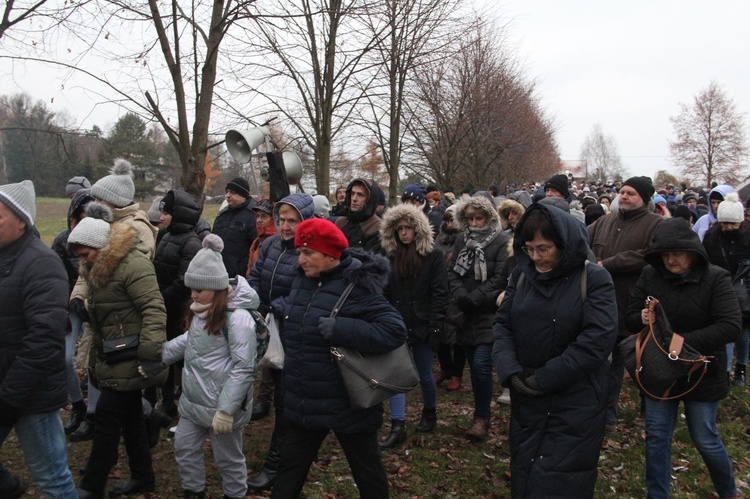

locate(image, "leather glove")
(138, 361), (167, 379)
(318, 317), (336, 340)
(0, 401), (19, 428)
(69, 298), (90, 323)
(455, 295), (474, 313)
(258, 304), (272, 318)
(511, 374), (544, 397)
(212, 410), (234, 434)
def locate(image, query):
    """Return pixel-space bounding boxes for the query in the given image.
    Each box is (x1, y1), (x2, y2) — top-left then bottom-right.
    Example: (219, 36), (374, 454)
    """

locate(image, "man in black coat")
(212, 178), (257, 278)
(0, 180), (77, 498)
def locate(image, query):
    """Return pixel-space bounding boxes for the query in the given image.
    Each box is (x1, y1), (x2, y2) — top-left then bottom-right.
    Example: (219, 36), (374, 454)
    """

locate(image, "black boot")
(734, 364), (746, 386)
(146, 408), (173, 448)
(0, 472), (27, 499)
(69, 413), (95, 442)
(76, 488), (102, 499)
(64, 400), (87, 434)
(250, 401), (271, 421)
(416, 408), (437, 433)
(108, 477), (155, 497)
(379, 419), (407, 449)
(183, 490), (205, 499)
(247, 433), (282, 491)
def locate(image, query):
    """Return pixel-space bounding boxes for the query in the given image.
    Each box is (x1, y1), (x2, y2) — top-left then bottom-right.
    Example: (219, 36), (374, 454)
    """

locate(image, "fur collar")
(80, 223), (140, 289)
(341, 247), (391, 294)
(379, 204), (434, 257)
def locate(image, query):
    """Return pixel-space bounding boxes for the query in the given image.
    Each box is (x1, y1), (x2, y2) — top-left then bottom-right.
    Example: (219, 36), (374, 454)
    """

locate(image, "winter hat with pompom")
(68, 202), (114, 249)
(91, 158), (136, 207)
(717, 192), (745, 223)
(185, 234), (229, 290)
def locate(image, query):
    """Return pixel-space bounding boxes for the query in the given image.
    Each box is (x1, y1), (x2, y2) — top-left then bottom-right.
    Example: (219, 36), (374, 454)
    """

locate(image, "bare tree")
(579, 123), (625, 183)
(669, 81), (748, 186)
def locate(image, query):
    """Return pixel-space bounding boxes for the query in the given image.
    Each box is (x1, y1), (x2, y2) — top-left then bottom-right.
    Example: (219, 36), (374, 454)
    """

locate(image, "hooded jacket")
(693, 184), (735, 241)
(334, 179), (383, 254)
(625, 218), (741, 401)
(493, 203), (618, 498)
(248, 193), (315, 313)
(52, 188), (95, 290)
(82, 223), (168, 391)
(212, 196), (257, 279)
(280, 248), (407, 433)
(162, 276), (259, 429)
(380, 204), (449, 346)
(154, 190), (203, 339)
(448, 196), (510, 345)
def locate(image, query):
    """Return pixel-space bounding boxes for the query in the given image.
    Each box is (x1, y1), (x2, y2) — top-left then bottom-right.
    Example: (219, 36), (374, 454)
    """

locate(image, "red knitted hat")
(294, 218), (349, 259)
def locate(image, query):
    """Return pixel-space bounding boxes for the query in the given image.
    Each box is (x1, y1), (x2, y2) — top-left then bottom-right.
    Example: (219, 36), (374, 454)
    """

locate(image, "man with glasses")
(588, 176), (662, 433)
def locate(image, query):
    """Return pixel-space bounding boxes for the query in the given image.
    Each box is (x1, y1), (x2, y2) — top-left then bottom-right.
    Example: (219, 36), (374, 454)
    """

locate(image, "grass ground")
(6, 198), (749, 498)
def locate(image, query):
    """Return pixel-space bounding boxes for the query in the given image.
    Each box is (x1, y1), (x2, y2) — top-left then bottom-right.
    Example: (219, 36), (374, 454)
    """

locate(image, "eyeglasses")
(521, 244), (554, 256)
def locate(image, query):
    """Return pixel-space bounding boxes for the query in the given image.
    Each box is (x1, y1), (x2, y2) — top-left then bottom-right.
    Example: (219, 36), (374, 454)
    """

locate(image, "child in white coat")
(144, 235), (258, 499)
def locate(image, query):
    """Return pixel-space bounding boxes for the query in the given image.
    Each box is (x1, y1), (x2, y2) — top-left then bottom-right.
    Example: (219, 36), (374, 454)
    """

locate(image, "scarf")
(453, 226), (497, 281)
(190, 300), (211, 319)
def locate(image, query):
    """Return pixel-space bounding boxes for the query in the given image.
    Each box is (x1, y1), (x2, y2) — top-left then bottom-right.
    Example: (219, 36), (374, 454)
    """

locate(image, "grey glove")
(511, 374), (544, 397)
(138, 361), (167, 379)
(318, 317), (336, 340)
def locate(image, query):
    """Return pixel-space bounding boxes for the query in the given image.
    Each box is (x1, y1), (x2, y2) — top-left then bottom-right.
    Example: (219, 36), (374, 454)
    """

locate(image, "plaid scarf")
(453, 227), (497, 281)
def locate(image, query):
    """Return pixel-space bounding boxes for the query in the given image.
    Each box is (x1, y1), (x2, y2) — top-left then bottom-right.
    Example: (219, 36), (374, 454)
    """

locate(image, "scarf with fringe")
(453, 226), (497, 281)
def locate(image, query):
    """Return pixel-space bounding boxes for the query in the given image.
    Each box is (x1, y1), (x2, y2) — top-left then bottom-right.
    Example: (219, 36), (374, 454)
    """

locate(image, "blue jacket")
(280, 249), (406, 433)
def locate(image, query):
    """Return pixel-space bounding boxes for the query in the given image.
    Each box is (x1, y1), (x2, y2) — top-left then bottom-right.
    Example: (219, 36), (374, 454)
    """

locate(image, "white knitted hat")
(0, 180), (36, 226)
(68, 203), (114, 249)
(717, 192), (745, 223)
(185, 234), (229, 290)
(91, 159), (135, 207)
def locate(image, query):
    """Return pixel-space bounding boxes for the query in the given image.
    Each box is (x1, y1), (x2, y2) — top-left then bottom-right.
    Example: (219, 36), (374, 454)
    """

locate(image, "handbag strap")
(330, 283), (356, 319)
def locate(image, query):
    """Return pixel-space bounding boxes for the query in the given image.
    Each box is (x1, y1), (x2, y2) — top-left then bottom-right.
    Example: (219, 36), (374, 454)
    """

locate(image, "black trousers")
(80, 388), (154, 495)
(270, 423), (389, 499)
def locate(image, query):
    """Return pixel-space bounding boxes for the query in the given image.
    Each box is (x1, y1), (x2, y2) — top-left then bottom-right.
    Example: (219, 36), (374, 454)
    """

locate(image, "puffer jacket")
(493, 203), (618, 498)
(693, 184), (735, 241)
(162, 276), (259, 429)
(248, 193), (315, 312)
(280, 248), (407, 433)
(380, 204), (449, 346)
(51, 188), (95, 290)
(448, 196), (510, 345)
(625, 218), (741, 401)
(154, 190), (203, 339)
(212, 197), (257, 278)
(0, 230), (69, 416)
(83, 223), (167, 391)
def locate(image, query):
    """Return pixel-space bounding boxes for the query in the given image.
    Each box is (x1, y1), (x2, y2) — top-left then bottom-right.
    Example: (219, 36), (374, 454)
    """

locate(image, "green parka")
(82, 222), (167, 391)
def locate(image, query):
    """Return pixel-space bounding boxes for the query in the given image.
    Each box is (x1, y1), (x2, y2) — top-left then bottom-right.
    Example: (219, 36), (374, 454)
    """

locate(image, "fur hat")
(312, 195), (331, 218)
(91, 159), (136, 207)
(184, 234), (230, 289)
(68, 202), (114, 249)
(226, 177), (250, 199)
(66, 176), (91, 197)
(544, 174), (570, 199)
(622, 176), (655, 204)
(0, 180), (36, 227)
(295, 218), (349, 259)
(401, 184), (426, 204)
(717, 192), (744, 223)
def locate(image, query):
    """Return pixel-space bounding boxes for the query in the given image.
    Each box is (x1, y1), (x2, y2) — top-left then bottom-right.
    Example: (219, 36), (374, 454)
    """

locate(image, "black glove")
(0, 401), (20, 428)
(511, 374), (544, 397)
(69, 298), (90, 323)
(318, 317), (336, 340)
(258, 304), (272, 318)
(455, 295), (474, 313)
(138, 361), (168, 379)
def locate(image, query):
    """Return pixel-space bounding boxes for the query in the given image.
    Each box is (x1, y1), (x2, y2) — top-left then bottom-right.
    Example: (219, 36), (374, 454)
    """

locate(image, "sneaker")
(497, 389), (511, 405)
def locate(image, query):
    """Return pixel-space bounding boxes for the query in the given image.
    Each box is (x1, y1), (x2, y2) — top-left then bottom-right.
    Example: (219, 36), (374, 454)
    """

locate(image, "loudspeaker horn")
(282, 151), (303, 184)
(225, 127), (269, 163)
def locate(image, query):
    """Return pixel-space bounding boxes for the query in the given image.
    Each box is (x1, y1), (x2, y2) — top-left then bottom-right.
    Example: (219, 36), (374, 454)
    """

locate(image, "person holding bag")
(625, 217), (741, 499)
(68, 204), (167, 499)
(271, 218), (407, 499)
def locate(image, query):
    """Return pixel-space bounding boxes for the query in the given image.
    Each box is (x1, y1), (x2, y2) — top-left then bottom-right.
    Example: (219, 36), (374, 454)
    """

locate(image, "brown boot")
(445, 377), (462, 391)
(465, 417), (489, 441)
(433, 370), (450, 385)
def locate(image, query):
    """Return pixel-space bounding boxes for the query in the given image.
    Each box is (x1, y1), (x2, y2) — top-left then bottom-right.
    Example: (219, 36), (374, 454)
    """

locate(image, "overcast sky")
(2, 0), (749, 183)
(491, 0), (750, 180)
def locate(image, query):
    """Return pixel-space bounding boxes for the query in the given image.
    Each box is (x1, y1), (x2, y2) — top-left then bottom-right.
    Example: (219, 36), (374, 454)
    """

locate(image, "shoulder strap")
(330, 283), (356, 319)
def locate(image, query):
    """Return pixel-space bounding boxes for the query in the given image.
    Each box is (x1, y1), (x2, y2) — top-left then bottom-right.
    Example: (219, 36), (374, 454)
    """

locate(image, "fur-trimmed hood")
(497, 199), (525, 231)
(80, 222), (142, 289)
(379, 204), (434, 257)
(454, 195), (501, 233)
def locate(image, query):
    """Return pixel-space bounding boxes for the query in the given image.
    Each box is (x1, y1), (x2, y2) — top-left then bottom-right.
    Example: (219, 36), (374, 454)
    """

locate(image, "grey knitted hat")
(0, 180), (36, 226)
(717, 192), (744, 223)
(91, 159), (135, 207)
(68, 203), (114, 249)
(185, 234), (229, 290)
(313, 195), (331, 218)
(66, 176), (91, 197)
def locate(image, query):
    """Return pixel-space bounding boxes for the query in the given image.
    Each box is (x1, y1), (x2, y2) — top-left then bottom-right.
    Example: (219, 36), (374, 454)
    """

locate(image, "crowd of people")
(0, 164), (747, 498)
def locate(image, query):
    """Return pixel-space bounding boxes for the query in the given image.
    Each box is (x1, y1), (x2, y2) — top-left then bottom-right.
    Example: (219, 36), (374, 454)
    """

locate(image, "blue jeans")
(412, 342), (437, 410)
(725, 326), (750, 371)
(464, 344), (494, 419)
(0, 412), (77, 498)
(644, 398), (736, 499)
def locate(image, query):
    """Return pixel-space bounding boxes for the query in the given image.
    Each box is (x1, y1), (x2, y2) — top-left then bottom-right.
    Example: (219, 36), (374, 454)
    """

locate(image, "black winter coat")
(493, 203), (618, 498)
(0, 231), (69, 417)
(625, 218), (741, 402)
(51, 188), (95, 290)
(154, 190), (203, 339)
(212, 197), (257, 278)
(280, 249), (407, 433)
